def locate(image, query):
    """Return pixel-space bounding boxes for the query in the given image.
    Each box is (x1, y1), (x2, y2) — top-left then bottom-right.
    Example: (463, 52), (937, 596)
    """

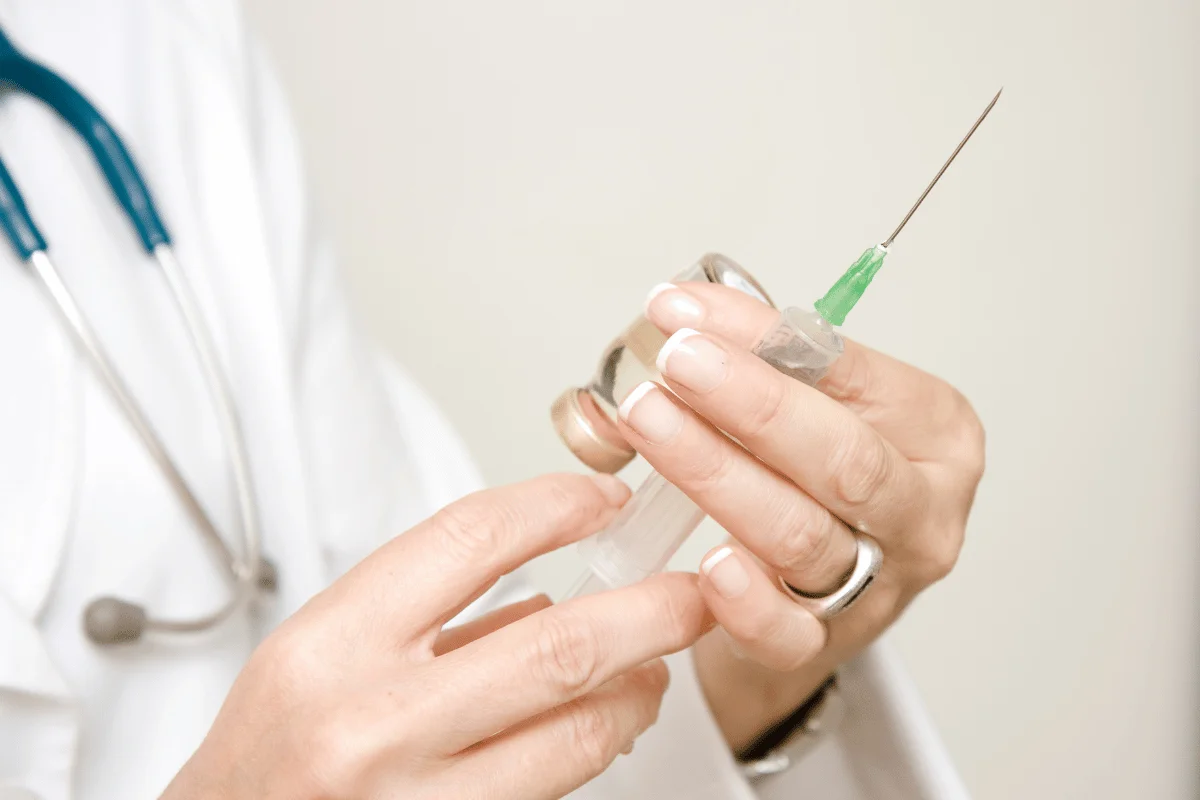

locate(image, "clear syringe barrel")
(565, 306), (844, 599)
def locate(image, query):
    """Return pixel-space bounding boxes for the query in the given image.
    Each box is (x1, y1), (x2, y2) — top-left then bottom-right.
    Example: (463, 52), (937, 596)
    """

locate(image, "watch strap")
(736, 674), (843, 781)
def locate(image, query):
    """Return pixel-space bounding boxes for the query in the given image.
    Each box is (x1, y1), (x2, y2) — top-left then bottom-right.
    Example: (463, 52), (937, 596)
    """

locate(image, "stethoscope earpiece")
(84, 597), (148, 645)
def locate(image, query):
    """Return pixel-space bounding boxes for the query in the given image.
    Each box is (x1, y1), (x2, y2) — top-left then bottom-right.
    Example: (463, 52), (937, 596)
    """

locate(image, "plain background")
(243, 1), (1200, 797)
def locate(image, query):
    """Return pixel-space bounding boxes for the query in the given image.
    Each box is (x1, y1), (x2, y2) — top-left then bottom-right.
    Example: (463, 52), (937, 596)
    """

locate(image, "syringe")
(565, 88), (1002, 600)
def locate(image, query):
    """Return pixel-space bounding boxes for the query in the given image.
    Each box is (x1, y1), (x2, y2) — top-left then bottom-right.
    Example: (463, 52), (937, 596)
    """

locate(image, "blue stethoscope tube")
(0, 26), (274, 645)
(0, 26), (169, 255)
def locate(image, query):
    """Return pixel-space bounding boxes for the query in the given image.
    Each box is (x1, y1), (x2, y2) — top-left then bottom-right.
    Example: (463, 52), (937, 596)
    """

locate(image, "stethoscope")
(0, 28), (276, 645)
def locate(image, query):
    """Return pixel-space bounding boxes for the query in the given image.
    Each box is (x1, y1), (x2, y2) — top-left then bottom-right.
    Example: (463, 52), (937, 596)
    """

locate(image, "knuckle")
(924, 378), (965, 429)
(680, 444), (735, 494)
(305, 708), (373, 796)
(908, 525), (965, 585)
(430, 495), (512, 564)
(538, 473), (607, 532)
(930, 386), (987, 486)
(567, 701), (621, 774)
(766, 506), (834, 576)
(642, 580), (701, 650)
(639, 659), (671, 700)
(923, 530), (965, 583)
(626, 664), (670, 730)
(437, 476), (607, 561)
(530, 612), (603, 696)
(826, 431), (893, 507)
(762, 640), (819, 674)
(757, 615), (825, 672)
(257, 623), (326, 698)
(954, 396), (987, 483)
(740, 377), (789, 439)
(726, 609), (823, 673)
(785, 641), (825, 671)
(729, 599), (787, 646)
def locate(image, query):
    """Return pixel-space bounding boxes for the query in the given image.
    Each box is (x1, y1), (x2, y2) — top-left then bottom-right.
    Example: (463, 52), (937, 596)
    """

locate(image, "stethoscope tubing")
(154, 243), (264, 593)
(0, 26), (271, 642)
(30, 248), (263, 634)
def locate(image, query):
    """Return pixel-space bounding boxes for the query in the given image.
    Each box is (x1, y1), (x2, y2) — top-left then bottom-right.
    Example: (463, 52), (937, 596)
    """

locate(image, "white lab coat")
(0, 1), (970, 798)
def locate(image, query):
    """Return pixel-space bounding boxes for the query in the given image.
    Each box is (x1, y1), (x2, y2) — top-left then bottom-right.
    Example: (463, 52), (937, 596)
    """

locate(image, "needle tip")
(880, 88), (1003, 247)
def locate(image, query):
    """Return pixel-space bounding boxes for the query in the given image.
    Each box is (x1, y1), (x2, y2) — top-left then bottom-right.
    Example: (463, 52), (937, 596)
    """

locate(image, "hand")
(618, 281), (984, 751)
(162, 474), (712, 800)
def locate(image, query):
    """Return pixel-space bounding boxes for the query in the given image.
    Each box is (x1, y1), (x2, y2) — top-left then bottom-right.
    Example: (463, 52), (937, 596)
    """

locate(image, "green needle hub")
(814, 245), (887, 326)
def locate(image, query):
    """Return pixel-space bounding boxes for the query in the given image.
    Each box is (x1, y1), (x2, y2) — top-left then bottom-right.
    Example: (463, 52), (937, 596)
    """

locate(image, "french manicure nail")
(701, 547), (750, 599)
(618, 382), (683, 445)
(645, 283), (705, 330)
(656, 329), (728, 394)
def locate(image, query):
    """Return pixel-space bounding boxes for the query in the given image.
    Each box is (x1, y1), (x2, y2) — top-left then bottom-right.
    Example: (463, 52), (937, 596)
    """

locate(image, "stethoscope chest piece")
(82, 556), (279, 646)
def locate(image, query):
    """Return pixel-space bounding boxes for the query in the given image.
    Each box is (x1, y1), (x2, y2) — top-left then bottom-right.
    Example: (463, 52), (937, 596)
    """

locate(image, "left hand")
(616, 280), (985, 752)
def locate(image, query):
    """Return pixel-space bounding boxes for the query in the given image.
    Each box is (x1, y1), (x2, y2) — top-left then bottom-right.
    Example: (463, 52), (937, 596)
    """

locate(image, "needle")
(814, 87), (1003, 326)
(882, 87), (1003, 248)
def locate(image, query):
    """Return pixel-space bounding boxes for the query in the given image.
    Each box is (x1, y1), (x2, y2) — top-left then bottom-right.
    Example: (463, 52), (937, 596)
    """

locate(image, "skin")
(630, 282), (985, 751)
(162, 474), (714, 800)
(166, 282), (983, 796)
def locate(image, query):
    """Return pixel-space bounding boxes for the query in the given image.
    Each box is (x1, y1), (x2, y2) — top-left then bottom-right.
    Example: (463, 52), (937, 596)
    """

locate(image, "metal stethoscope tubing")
(0, 26), (275, 645)
(33, 248), (276, 645)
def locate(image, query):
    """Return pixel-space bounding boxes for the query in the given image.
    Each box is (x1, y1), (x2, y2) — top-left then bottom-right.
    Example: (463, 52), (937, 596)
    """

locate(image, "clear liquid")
(582, 254), (771, 424)
(585, 316), (670, 419)
(563, 254), (774, 458)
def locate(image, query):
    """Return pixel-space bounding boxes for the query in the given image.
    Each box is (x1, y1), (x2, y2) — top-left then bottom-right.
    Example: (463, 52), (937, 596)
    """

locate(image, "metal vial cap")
(550, 388), (635, 474)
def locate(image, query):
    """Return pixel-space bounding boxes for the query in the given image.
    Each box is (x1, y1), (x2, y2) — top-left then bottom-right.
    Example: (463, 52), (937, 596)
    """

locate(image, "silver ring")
(778, 532), (882, 620)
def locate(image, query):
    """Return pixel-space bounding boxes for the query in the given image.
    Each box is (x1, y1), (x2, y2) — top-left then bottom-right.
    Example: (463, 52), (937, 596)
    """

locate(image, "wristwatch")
(736, 674), (844, 781)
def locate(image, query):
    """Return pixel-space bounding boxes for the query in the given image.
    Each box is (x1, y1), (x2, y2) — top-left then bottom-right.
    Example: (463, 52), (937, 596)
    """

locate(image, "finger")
(331, 473), (630, 644)
(646, 281), (971, 460)
(697, 545), (826, 672)
(652, 328), (929, 540)
(434, 595), (553, 656)
(442, 661), (669, 800)
(418, 571), (710, 755)
(616, 381), (857, 595)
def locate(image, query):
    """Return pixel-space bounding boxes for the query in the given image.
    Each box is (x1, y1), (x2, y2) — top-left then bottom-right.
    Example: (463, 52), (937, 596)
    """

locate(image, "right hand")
(163, 474), (711, 800)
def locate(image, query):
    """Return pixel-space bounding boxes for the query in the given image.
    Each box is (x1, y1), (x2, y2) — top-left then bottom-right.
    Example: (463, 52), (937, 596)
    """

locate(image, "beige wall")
(243, 1), (1200, 797)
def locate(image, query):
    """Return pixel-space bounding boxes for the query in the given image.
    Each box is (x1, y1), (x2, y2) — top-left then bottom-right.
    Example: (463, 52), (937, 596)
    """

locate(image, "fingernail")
(701, 547), (750, 599)
(656, 329), (728, 394)
(645, 283), (705, 330)
(618, 382), (683, 445)
(589, 473), (630, 505)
